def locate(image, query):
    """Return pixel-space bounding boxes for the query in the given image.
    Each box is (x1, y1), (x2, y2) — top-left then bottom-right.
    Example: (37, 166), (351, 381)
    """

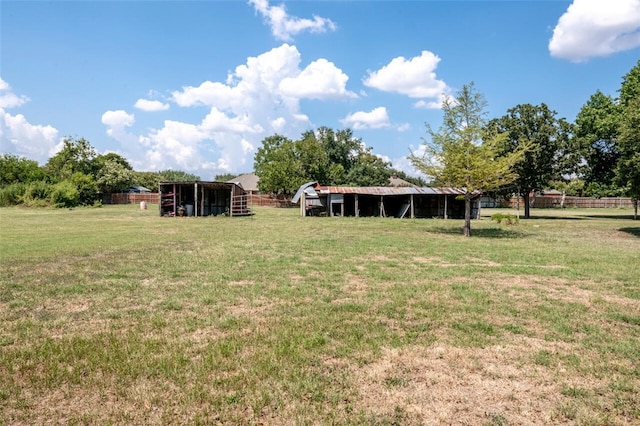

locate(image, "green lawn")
(1, 205), (639, 425)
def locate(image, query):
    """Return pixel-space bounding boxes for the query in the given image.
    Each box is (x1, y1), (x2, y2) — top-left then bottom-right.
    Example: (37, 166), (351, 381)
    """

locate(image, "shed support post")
(301, 191), (306, 217)
(355, 194), (359, 217)
(194, 183), (198, 217)
(410, 194), (415, 218)
(444, 195), (448, 220)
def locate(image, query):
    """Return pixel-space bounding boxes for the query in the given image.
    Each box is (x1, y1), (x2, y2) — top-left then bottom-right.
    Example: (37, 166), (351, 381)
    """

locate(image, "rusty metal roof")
(315, 185), (472, 196)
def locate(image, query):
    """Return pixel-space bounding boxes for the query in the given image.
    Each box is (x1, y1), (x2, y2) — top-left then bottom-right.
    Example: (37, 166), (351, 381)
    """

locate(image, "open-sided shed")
(293, 183), (480, 219)
(159, 181), (251, 217)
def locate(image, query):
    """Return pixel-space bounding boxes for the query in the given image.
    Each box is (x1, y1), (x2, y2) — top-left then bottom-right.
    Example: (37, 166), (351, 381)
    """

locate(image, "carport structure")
(293, 183), (479, 219)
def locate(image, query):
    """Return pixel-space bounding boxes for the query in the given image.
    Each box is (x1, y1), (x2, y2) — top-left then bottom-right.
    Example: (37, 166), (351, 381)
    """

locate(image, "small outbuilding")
(159, 181), (251, 217)
(293, 183), (480, 219)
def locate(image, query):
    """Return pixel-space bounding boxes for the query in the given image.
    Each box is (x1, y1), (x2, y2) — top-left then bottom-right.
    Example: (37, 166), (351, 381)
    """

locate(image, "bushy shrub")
(70, 172), (99, 205)
(491, 213), (519, 225)
(21, 181), (53, 207)
(0, 182), (26, 206)
(50, 181), (79, 207)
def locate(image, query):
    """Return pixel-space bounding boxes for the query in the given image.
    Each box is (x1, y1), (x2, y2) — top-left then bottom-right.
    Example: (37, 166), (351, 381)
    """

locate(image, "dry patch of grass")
(349, 338), (631, 425)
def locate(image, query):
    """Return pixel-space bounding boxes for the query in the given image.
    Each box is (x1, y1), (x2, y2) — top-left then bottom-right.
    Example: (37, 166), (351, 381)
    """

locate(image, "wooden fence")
(506, 195), (634, 209)
(101, 193), (160, 205)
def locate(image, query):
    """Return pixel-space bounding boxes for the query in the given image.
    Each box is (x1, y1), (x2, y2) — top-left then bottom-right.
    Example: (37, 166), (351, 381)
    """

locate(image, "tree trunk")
(634, 198), (638, 220)
(524, 189), (531, 219)
(464, 195), (471, 237)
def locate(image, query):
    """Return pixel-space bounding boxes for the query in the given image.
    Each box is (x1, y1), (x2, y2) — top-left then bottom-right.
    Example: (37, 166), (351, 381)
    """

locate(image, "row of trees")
(0, 139), (201, 207)
(408, 61), (639, 235)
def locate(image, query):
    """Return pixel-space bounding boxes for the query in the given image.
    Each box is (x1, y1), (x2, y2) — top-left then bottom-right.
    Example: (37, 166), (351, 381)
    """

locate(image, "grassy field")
(1, 204), (639, 425)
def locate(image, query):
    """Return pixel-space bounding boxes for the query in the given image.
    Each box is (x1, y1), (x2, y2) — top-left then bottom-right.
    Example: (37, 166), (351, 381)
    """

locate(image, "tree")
(409, 83), (522, 237)
(95, 160), (135, 193)
(158, 169), (200, 182)
(214, 173), (239, 182)
(345, 150), (391, 187)
(315, 127), (363, 182)
(0, 154), (46, 186)
(574, 91), (621, 189)
(295, 130), (332, 184)
(45, 137), (97, 182)
(615, 60), (640, 219)
(69, 172), (99, 205)
(489, 103), (571, 218)
(254, 127), (398, 194)
(254, 135), (305, 195)
(93, 152), (132, 173)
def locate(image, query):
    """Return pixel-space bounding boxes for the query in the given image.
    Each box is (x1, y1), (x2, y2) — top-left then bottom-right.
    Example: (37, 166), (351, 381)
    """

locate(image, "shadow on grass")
(516, 215), (584, 221)
(619, 227), (640, 238)
(427, 226), (525, 239)
(584, 215), (638, 220)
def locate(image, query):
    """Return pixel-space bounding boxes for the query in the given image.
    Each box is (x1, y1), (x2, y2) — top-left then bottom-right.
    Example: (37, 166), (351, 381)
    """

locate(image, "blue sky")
(1, 0), (639, 179)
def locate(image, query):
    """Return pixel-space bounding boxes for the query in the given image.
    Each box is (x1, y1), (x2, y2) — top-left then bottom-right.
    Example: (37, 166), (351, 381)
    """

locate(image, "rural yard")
(1, 205), (639, 425)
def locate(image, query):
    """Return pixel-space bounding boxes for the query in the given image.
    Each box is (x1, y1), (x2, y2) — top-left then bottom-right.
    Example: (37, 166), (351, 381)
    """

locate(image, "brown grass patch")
(348, 339), (603, 425)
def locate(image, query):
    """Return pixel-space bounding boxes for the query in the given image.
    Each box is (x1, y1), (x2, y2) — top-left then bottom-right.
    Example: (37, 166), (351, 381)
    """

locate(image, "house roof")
(228, 173), (259, 192)
(389, 174), (416, 187)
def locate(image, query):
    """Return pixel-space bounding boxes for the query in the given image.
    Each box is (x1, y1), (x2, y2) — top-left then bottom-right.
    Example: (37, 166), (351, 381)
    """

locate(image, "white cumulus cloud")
(249, 0), (336, 42)
(0, 79), (60, 163)
(105, 44), (359, 175)
(279, 58), (357, 100)
(0, 78), (29, 109)
(341, 107), (390, 130)
(134, 98), (170, 112)
(0, 111), (59, 162)
(364, 51), (450, 107)
(102, 110), (135, 129)
(549, 0), (640, 61)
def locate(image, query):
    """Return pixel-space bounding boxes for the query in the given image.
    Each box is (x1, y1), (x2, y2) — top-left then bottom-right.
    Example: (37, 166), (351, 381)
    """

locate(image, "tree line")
(406, 60), (639, 234)
(0, 139), (203, 207)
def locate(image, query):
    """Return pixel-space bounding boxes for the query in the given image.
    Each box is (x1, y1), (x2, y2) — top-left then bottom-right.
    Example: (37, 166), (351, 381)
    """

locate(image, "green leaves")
(410, 82), (523, 235)
(254, 127), (394, 194)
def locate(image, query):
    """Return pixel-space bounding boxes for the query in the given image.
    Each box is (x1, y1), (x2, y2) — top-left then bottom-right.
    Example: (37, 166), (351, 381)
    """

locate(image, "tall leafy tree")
(410, 83), (522, 237)
(254, 127), (397, 194)
(615, 60), (640, 219)
(345, 150), (391, 187)
(489, 103), (571, 218)
(315, 127), (363, 180)
(295, 130), (332, 184)
(254, 135), (305, 195)
(95, 160), (135, 193)
(574, 91), (621, 191)
(45, 137), (97, 182)
(0, 154), (46, 186)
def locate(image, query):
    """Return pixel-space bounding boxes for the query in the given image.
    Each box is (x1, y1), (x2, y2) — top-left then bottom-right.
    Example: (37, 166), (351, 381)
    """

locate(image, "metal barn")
(293, 183), (480, 219)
